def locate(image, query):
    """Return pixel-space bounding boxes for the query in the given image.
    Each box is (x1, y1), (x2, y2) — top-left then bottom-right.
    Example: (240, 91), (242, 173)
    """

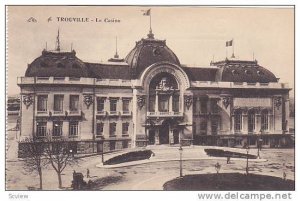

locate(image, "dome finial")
(55, 28), (61, 52)
(142, 9), (154, 39)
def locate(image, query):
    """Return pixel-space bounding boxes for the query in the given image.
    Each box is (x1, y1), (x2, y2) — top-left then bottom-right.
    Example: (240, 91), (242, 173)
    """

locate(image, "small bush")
(104, 150), (153, 165)
(205, 149), (257, 159)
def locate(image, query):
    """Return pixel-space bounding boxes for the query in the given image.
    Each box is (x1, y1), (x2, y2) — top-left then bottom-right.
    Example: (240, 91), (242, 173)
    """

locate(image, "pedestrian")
(86, 168), (90, 178)
(227, 156), (230, 164)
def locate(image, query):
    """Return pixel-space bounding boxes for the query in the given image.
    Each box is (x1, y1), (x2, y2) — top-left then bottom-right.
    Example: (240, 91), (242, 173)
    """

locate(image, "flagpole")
(231, 39), (235, 58)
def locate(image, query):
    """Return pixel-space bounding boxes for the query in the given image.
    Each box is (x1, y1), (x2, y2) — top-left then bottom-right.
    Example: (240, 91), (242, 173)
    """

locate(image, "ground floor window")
(96, 122), (104, 136)
(211, 119), (218, 135)
(110, 141), (116, 150)
(122, 141), (128, 148)
(261, 110), (268, 131)
(53, 121), (63, 137)
(36, 122), (47, 137)
(234, 111), (242, 132)
(69, 121), (78, 136)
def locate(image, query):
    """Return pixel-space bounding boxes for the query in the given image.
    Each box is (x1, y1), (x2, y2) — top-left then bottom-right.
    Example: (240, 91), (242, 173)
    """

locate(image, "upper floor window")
(261, 110), (269, 131)
(172, 95), (179, 112)
(54, 95), (64, 112)
(110, 99), (117, 112)
(148, 96), (155, 112)
(122, 99), (130, 112)
(36, 122), (47, 137)
(69, 121), (78, 136)
(211, 118), (218, 135)
(158, 95), (169, 112)
(37, 95), (48, 112)
(97, 98), (105, 112)
(69, 95), (79, 112)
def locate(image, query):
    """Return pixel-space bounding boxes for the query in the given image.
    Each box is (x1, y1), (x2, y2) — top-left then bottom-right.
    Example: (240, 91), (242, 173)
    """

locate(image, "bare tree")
(44, 136), (78, 189)
(19, 137), (47, 190)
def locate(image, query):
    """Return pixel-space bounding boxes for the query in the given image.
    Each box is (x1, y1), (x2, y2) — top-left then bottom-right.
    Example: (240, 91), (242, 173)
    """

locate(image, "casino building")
(17, 30), (292, 153)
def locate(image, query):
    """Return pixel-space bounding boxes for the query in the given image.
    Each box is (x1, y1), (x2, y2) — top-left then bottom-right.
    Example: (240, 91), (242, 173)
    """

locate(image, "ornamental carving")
(156, 77), (175, 91)
(222, 97), (231, 109)
(184, 95), (193, 110)
(137, 95), (145, 110)
(274, 97), (282, 110)
(83, 94), (93, 108)
(22, 94), (33, 109)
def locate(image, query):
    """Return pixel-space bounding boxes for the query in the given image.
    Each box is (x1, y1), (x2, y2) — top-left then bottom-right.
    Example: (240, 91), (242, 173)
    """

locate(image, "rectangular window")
(248, 111), (255, 133)
(211, 99), (219, 113)
(123, 141), (128, 148)
(122, 122), (129, 135)
(211, 119), (218, 135)
(173, 95), (179, 112)
(97, 98), (105, 112)
(200, 121), (207, 135)
(96, 122), (104, 136)
(110, 99), (117, 112)
(53, 121), (63, 136)
(37, 95), (48, 112)
(234, 112), (242, 131)
(122, 99), (130, 113)
(109, 122), (116, 136)
(69, 121), (78, 136)
(200, 100), (207, 114)
(261, 111), (269, 131)
(54, 95), (64, 112)
(158, 95), (169, 112)
(69, 95), (79, 112)
(110, 141), (116, 151)
(36, 122), (47, 137)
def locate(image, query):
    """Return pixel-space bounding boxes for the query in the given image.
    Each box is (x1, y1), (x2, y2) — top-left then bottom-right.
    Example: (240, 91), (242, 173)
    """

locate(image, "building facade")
(17, 31), (292, 154)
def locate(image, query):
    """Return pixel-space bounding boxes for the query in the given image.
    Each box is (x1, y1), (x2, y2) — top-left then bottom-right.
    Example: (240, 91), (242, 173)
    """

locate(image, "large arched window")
(248, 110), (256, 133)
(261, 109), (269, 131)
(148, 73), (179, 113)
(234, 110), (242, 132)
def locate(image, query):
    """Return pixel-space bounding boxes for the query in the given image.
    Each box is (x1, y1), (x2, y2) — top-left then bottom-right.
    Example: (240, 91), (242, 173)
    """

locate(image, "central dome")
(125, 36), (180, 79)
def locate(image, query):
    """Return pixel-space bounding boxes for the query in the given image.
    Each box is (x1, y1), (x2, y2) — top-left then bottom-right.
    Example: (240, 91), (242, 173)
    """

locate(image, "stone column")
(155, 92), (159, 112)
(169, 127), (174, 144)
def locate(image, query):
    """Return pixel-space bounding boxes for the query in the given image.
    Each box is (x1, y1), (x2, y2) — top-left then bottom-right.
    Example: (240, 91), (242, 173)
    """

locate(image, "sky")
(7, 6), (294, 96)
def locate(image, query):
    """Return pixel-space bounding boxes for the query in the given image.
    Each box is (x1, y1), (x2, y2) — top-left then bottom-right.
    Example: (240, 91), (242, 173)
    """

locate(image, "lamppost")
(101, 141), (104, 164)
(246, 145), (250, 175)
(179, 143), (183, 178)
(257, 129), (263, 159)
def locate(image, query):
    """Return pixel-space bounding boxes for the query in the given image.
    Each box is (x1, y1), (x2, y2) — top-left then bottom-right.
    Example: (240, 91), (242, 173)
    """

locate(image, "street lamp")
(257, 129), (263, 159)
(246, 145), (250, 175)
(101, 141), (104, 164)
(179, 144), (183, 177)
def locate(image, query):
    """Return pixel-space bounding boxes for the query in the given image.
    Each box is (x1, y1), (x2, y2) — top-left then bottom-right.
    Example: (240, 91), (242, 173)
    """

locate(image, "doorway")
(159, 122), (170, 144)
(173, 129), (179, 144)
(148, 129), (155, 145)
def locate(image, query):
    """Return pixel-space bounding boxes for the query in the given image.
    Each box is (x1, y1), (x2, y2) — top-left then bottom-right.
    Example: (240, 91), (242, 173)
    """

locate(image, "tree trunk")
(38, 167), (43, 190)
(58, 172), (62, 189)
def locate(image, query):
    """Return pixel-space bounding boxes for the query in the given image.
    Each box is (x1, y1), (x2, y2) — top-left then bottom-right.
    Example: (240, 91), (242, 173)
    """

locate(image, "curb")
(96, 157), (267, 169)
